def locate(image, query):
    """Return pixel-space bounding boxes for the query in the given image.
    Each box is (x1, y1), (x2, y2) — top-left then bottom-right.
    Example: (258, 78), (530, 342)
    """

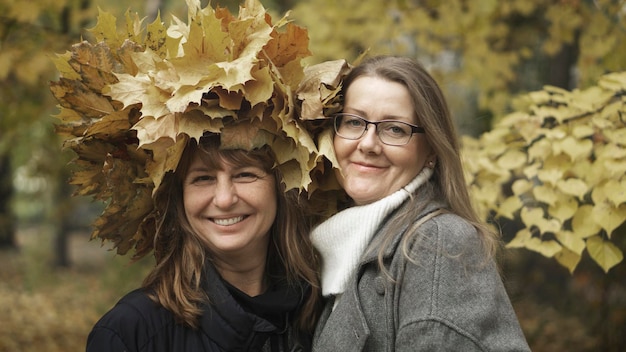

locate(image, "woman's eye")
(233, 172), (260, 183)
(345, 117), (365, 128)
(384, 124), (409, 136)
(191, 175), (215, 184)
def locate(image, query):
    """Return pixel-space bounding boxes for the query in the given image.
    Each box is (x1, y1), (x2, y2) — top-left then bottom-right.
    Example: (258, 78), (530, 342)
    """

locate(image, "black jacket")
(86, 265), (310, 352)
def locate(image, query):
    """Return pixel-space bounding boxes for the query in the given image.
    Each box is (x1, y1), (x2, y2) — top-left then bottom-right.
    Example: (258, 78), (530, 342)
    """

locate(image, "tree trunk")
(0, 153), (16, 249)
(547, 39), (579, 90)
(53, 175), (72, 267)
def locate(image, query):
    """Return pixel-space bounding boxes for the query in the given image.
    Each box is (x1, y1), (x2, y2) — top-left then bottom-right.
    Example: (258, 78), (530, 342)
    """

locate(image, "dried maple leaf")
(297, 59), (351, 120)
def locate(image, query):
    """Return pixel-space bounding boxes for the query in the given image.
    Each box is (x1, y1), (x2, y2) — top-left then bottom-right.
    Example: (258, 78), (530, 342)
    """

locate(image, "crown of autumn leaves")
(50, 0), (349, 258)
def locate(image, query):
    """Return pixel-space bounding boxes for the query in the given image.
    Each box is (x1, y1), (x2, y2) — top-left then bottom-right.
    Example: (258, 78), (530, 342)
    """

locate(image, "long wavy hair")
(142, 135), (321, 332)
(339, 55), (498, 265)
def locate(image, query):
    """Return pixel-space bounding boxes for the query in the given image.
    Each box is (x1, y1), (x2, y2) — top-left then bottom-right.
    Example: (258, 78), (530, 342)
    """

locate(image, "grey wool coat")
(312, 202), (531, 352)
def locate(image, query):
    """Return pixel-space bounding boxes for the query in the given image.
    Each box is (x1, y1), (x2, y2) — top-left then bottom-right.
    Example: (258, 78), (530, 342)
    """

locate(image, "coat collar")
(358, 200), (446, 265)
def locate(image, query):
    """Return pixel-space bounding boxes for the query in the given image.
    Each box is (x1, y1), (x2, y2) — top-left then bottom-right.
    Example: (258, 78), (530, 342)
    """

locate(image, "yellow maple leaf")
(133, 114), (178, 147)
(145, 13), (169, 56)
(179, 110), (224, 141)
(220, 120), (266, 150)
(145, 135), (189, 194)
(84, 110), (132, 138)
(263, 22), (312, 68)
(242, 65), (274, 107)
(51, 52), (81, 81)
(89, 8), (122, 48)
(50, 78), (115, 117)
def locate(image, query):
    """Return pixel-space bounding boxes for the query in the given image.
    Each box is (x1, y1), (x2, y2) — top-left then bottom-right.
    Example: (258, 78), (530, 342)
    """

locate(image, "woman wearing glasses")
(311, 56), (530, 351)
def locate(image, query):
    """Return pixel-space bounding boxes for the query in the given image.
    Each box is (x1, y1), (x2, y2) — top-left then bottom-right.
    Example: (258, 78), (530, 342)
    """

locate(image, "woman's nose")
(213, 177), (238, 208)
(358, 126), (382, 153)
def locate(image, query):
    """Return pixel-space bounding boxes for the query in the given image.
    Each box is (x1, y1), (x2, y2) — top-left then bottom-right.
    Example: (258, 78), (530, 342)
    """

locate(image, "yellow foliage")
(464, 71), (626, 273)
(49, 0), (347, 258)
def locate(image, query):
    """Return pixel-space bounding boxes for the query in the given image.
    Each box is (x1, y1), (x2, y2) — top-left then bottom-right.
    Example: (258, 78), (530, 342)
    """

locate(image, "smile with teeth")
(212, 216), (246, 226)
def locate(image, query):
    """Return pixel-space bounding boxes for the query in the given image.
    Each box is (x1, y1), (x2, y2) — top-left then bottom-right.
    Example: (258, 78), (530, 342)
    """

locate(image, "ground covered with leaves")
(0, 227), (151, 352)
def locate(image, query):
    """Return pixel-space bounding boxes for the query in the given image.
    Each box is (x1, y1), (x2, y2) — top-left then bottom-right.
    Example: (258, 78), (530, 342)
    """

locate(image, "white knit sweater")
(311, 167), (433, 298)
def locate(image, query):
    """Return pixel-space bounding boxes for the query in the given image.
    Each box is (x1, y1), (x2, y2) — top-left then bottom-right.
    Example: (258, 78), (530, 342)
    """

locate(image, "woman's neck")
(214, 256), (268, 296)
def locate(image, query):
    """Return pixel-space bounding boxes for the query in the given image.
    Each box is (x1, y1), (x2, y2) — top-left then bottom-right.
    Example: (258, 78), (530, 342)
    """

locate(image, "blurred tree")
(1, 1), (57, 249)
(0, 0), (95, 259)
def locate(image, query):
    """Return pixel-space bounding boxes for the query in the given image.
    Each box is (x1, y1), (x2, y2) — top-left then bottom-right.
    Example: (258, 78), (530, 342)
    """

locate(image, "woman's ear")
(426, 156), (437, 169)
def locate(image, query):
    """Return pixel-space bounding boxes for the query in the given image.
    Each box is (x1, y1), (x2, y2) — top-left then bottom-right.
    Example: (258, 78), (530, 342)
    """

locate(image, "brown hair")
(142, 135), (321, 332)
(340, 56), (498, 265)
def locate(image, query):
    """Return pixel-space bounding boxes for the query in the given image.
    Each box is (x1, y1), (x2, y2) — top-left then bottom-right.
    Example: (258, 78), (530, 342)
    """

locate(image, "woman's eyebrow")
(186, 166), (212, 173)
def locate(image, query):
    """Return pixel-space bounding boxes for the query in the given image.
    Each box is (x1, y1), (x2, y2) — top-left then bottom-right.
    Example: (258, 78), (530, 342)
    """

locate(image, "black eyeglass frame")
(332, 113), (425, 146)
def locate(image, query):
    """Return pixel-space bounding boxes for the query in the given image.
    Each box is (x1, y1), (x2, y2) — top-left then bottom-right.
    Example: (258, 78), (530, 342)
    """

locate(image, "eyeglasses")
(333, 113), (425, 146)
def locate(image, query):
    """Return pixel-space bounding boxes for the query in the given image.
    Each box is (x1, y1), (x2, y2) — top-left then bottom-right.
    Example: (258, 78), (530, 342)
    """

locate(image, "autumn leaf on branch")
(463, 71), (626, 273)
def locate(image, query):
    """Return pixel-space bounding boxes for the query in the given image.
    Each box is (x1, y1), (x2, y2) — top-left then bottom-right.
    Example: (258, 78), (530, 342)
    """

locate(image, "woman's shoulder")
(86, 288), (174, 351)
(424, 211), (481, 245)
(103, 288), (163, 320)
(405, 210), (491, 266)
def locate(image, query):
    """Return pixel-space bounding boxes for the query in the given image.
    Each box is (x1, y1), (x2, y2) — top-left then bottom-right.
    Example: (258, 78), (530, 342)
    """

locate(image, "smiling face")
(182, 149), (277, 263)
(334, 76), (434, 205)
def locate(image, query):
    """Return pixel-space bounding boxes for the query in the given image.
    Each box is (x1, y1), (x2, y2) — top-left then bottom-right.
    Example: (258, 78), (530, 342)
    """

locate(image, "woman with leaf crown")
(50, 0), (322, 351)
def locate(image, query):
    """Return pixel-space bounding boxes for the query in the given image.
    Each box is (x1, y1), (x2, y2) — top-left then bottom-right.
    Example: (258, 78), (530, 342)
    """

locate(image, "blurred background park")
(1, 0), (625, 350)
